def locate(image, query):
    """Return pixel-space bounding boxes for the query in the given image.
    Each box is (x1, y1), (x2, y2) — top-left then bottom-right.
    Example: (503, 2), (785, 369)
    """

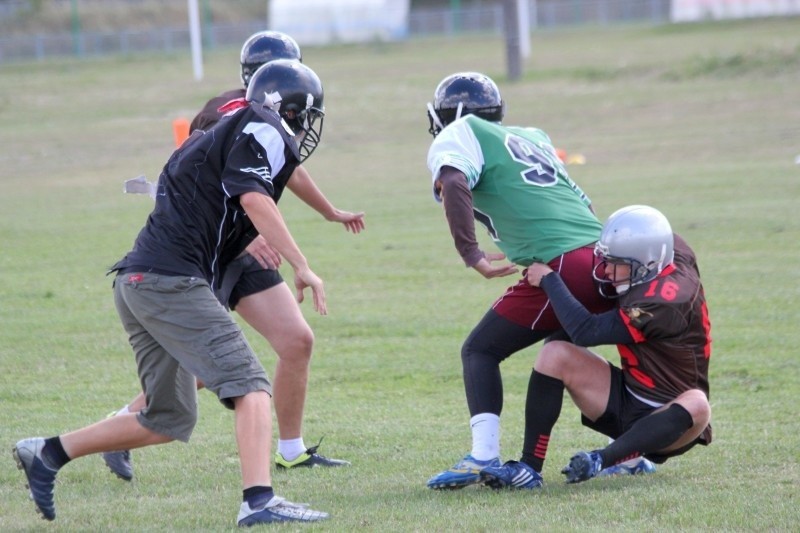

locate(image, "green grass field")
(1, 17), (799, 531)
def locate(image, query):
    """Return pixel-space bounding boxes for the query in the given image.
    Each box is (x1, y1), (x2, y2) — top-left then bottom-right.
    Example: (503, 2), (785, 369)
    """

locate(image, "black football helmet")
(427, 72), (505, 137)
(240, 30), (302, 88)
(246, 59), (324, 163)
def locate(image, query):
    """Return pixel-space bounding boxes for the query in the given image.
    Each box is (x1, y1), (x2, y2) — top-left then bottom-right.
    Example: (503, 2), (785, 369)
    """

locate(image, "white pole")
(188, 0), (203, 81)
(518, 0), (531, 59)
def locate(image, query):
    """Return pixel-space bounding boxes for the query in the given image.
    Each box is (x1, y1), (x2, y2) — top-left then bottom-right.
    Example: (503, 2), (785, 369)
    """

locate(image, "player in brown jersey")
(101, 31), (364, 481)
(479, 205), (712, 489)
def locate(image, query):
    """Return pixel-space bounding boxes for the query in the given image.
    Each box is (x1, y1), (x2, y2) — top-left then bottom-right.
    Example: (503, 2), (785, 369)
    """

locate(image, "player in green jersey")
(424, 72), (632, 489)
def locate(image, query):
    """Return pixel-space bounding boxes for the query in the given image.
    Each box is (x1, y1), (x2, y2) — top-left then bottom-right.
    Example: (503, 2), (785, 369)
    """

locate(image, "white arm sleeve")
(426, 118), (484, 202)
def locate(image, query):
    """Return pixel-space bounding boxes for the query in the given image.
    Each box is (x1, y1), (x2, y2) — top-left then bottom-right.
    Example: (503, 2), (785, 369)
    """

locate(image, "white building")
(269, 0), (411, 45)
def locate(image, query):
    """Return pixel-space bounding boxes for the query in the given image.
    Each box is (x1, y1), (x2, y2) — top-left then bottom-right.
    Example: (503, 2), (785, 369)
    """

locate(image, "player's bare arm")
(239, 191), (327, 315)
(287, 166), (365, 233)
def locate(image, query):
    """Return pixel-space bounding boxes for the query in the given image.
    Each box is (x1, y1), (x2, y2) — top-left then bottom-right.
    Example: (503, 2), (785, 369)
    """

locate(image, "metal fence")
(0, 22), (267, 62)
(0, 0), (671, 64)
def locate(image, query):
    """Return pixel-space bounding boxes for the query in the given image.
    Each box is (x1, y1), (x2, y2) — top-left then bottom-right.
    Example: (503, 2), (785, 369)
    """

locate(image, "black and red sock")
(521, 371), (565, 472)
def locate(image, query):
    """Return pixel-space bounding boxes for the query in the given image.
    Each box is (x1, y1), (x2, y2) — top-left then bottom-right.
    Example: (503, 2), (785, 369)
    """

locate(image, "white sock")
(470, 413), (500, 461)
(116, 405), (130, 416)
(278, 438), (306, 461)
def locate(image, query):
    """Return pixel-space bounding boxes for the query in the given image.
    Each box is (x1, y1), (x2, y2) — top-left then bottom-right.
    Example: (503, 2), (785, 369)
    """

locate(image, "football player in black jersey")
(101, 31), (362, 482)
(14, 61), (333, 526)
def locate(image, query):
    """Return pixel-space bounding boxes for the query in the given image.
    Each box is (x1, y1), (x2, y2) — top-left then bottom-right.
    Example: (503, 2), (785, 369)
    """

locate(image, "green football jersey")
(427, 115), (601, 265)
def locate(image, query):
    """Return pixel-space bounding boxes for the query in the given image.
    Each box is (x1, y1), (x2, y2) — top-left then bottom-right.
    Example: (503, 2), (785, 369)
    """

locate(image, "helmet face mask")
(592, 205), (675, 298)
(240, 31), (302, 88)
(592, 247), (643, 298)
(246, 59), (324, 163)
(281, 98), (324, 162)
(427, 72), (505, 137)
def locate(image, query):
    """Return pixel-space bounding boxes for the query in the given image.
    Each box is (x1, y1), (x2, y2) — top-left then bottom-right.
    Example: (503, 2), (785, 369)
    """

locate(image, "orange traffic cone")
(172, 118), (190, 148)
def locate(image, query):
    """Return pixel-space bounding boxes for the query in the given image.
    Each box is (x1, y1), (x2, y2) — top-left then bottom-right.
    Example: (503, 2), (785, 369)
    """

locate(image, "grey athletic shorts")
(114, 272), (271, 442)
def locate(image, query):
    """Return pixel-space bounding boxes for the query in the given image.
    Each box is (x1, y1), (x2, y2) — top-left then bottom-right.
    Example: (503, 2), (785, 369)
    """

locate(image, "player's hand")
(526, 262), (554, 287)
(326, 209), (365, 234)
(294, 266), (327, 315)
(473, 253), (519, 279)
(245, 235), (281, 270)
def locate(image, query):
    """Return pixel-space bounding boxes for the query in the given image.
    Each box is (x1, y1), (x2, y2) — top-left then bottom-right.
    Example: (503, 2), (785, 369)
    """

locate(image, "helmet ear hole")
(635, 264), (650, 282)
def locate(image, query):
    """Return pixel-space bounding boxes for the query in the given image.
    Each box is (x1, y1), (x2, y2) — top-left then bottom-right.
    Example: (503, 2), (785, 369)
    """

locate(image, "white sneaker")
(237, 495), (329, 526)
(13, 437), (58, 521)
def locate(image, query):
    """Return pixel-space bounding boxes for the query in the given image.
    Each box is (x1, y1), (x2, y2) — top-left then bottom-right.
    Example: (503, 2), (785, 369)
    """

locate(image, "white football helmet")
(593, 205), (674, 297)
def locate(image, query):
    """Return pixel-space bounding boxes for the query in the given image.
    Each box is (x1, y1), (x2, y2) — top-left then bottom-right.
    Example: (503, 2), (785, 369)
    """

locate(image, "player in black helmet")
(424, 71), (616, 490)
(101, 33), (361, 482)
(14, 60), (334, 527)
